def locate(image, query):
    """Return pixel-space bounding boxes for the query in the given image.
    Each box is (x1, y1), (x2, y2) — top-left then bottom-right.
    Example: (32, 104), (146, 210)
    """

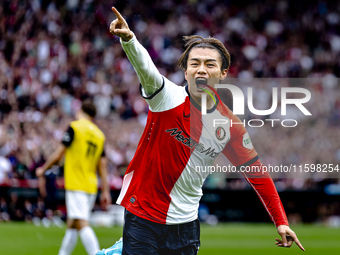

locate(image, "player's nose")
(196, 64), (207, 75)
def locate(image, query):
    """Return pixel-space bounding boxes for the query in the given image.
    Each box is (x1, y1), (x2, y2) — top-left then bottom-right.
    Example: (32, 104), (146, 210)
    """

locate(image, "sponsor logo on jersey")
(243, 132), (253, 149)
(215, 126), (226, 141)
(62, 132), (70, 142)
(165, 128), (218, 158)
(195, 145), (219, 158)
(165, 128), (196, 148)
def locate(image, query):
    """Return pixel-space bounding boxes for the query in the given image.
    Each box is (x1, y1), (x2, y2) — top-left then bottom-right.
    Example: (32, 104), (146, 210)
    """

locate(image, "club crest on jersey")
(215, 126), (226, 141)
(130, 196), (136, 204)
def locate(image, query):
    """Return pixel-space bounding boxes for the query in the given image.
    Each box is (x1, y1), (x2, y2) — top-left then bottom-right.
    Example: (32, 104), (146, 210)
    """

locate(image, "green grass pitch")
(0, 222), (339, 254)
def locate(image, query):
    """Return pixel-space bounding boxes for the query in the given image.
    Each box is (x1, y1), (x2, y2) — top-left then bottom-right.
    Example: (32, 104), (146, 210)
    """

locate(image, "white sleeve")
(140, 77), (187, 112)
(120, 33), (163, 96)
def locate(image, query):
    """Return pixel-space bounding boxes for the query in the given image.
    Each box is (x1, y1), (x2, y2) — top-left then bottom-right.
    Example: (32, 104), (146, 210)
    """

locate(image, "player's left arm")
(222, 117), (304, 251)
(97, 149), (112, 210)
(242, 158), (305, 251)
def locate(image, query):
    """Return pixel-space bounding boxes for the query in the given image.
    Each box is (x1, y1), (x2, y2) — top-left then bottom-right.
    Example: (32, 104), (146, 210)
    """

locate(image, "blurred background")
(0, 0), (340, 249)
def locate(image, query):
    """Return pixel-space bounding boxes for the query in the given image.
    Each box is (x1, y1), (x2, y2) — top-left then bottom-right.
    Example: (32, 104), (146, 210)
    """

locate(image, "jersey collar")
(185, 85), (219, 113)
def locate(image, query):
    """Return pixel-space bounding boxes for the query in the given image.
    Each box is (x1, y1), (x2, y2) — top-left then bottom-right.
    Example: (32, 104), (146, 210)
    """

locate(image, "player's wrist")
(277, 224), (290, 230)
(120, 31), (134, 42)
(121, 31), (133, 42)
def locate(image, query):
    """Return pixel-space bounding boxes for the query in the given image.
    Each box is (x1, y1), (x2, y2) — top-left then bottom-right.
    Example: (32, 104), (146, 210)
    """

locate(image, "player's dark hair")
(178, 35), (231, 72)
(81, 101), (96, 117)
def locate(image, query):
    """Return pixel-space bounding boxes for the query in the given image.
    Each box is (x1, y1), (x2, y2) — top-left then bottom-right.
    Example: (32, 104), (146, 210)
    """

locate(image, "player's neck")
(76, 112), (92, 122)
(191, 95), (215, 110)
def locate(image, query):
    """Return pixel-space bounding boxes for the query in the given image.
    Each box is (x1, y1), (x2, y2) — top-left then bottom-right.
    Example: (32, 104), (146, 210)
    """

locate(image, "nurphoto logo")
(200, 83), (312, 128)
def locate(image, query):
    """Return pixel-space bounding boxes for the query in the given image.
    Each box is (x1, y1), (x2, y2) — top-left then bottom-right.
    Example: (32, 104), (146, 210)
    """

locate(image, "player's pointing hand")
(276, 225), (305, 251)
(110, 7), (133, 42)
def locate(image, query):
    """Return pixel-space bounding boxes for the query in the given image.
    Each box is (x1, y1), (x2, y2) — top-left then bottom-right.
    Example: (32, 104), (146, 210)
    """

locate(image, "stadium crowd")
(0, 0), (340, 222)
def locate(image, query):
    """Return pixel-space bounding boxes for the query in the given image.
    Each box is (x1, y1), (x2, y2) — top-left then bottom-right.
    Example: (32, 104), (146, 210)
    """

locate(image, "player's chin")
(192, 89), (206, 99)
(196, 87), (206, 93)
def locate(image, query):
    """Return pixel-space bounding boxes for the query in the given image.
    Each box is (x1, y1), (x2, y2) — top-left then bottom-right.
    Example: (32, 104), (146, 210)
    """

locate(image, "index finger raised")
(111, 7), (124, 21)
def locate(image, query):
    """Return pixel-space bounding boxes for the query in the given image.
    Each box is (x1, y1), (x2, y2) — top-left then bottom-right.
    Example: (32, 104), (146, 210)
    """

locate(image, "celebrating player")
(36, 101), (111, 255)
(97, 6), (305, 255)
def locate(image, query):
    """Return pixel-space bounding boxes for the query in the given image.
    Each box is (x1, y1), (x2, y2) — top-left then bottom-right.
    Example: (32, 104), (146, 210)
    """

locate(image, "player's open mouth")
(196, 78), (207, 91)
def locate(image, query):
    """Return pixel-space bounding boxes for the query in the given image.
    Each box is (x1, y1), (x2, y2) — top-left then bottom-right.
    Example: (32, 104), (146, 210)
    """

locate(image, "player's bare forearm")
(42, 144), (66, 171)
(98, 157), (110, 193)
(36, 144), (66, 177)
(109, 6), (163, 96)
(98, 157), (112, 209)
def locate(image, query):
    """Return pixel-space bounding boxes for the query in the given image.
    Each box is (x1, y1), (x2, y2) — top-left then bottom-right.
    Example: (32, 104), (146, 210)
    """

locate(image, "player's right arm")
(36, 126), (73, 177)
(36, 144), (66, 178)
(109, 7), (163, 97)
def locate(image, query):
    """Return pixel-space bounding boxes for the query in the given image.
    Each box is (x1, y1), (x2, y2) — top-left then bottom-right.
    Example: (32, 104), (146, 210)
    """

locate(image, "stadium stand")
(0, 0), (339, 224)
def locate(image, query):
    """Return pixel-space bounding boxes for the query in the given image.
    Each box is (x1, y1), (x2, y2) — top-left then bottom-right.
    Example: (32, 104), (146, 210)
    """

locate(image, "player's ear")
(184, 70), (188, 81)
(220, 69), (227, 80)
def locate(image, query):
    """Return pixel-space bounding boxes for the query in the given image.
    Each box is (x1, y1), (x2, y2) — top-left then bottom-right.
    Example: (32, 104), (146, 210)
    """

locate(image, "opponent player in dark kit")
(96, 6), (305, 255)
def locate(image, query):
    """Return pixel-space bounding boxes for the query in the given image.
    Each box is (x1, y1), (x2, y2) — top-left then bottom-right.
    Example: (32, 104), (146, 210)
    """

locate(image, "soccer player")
(36, 101), (111, 255)
(98, 7), (305, 255)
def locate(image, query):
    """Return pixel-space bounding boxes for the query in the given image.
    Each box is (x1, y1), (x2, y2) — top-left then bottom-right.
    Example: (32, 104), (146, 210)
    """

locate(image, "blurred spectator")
(23, 198), (34, 222)
(9, 192), (23, 221)
(0, 196), (10, 221)
(0, 156), (12, 182)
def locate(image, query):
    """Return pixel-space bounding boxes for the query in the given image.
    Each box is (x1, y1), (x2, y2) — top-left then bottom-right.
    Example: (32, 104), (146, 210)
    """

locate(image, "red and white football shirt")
(116, 35), (288, 227)
(117, 77), (288, 227)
